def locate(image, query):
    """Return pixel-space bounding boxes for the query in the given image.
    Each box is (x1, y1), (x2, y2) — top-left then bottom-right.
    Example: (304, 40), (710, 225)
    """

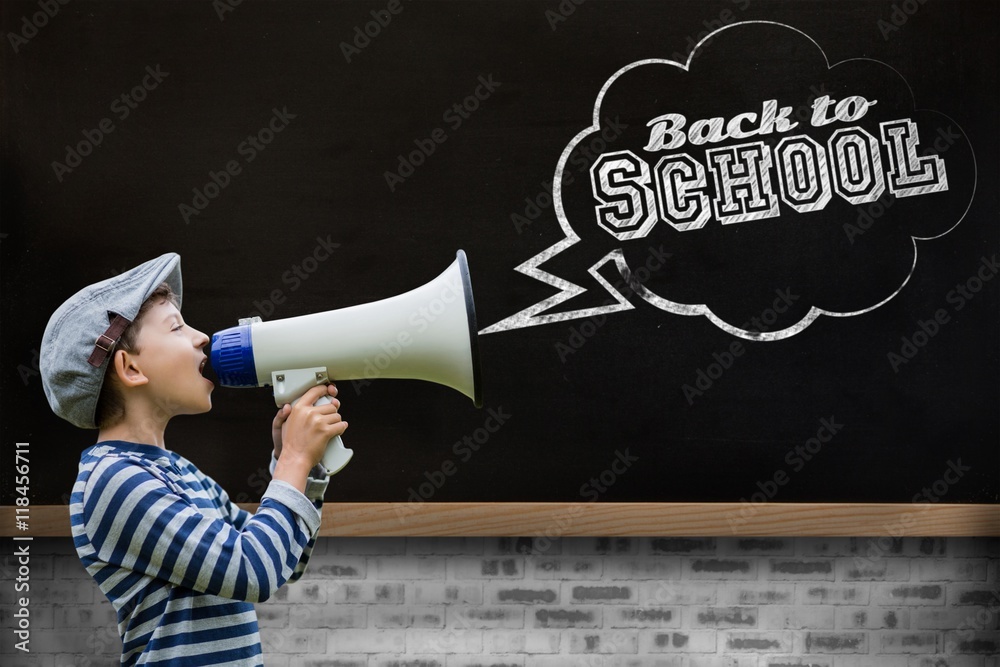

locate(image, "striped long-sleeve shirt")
(69, 440), (330, 666)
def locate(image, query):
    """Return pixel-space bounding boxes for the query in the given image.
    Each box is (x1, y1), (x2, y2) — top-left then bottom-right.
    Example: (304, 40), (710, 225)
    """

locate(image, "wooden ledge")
(2, 503), (997, 536)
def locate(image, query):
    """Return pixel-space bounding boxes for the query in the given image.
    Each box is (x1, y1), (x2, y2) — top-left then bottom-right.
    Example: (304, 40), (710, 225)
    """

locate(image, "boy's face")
(129, 299), (214, 417)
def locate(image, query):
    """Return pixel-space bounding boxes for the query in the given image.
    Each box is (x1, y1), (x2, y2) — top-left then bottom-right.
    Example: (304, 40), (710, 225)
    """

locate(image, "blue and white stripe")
(69, 441), (329, 666)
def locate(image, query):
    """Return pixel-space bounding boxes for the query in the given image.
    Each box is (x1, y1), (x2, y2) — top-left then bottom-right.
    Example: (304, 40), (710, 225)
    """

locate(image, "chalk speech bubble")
(481, 21), (976, 340)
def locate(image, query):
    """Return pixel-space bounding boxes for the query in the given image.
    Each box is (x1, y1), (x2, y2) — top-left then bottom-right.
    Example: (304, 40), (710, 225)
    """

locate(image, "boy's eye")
(172, 324), (184, 332)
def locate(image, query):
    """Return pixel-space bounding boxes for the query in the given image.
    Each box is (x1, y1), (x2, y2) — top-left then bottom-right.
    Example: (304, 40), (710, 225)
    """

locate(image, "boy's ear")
(112, 349), (149, 388)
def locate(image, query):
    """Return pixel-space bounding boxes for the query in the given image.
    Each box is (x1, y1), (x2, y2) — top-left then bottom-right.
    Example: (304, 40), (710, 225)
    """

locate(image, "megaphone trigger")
(273, 368), (354, 476)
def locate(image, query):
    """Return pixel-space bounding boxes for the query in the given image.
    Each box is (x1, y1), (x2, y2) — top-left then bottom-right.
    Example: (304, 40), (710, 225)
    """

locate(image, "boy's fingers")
(300, 384), (332, 404)
(328, 383), (338, 397)
(312, 401), (342, 415)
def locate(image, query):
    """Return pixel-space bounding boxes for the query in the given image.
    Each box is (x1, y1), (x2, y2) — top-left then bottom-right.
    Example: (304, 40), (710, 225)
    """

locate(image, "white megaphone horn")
(210, 250), (483, 475)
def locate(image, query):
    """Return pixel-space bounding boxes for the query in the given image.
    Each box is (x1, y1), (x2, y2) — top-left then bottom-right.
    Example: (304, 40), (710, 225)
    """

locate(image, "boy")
(40, 252), (347, 665)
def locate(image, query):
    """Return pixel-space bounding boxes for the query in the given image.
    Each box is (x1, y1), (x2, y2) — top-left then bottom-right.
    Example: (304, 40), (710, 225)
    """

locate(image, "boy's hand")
(276, 384), (346, 469)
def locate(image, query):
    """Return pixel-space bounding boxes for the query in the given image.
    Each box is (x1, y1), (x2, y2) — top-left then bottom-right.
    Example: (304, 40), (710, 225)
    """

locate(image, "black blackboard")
(2, 0), (997, 508)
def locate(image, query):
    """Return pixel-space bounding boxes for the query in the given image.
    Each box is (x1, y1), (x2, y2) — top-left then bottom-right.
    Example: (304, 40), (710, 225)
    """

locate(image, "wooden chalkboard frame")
(3, 503), (998, 537)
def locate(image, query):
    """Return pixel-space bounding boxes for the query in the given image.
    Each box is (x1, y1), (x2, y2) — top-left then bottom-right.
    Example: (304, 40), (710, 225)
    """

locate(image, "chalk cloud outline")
(480, 20), (977, 340)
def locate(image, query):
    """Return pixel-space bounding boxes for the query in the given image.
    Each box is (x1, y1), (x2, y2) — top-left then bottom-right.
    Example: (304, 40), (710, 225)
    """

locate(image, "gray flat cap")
(40, 253), (183, 429)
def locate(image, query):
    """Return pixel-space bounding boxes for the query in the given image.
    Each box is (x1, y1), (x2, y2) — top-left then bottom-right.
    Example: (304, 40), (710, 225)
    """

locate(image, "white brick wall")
(1, 537), (998, 666)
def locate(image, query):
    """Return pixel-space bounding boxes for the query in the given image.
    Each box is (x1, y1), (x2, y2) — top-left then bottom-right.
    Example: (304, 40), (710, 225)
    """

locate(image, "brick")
(406, 538), (484, 555)
(563, 537), (637, 555)
(685, 659), (758, 667)
(50, 605), (114, 629)
(533, 558), (603, 579)
(802, 631), (867, 653)
(604, 658), (682, 667)
(915, 608), (996, 630)
(768, 559), (835, 580)
(488, 537), (560, 556)
(22, 629), (112, 654)
(798, 538), (861, 557)
(566, 630), (639, 654)
(330, 582), (405, 604)
(326, 537), (407, 555)
(18, 581), (93, 605)
(484, 630), (561, 653)
(724, 631), (793, 653)
(854, 536), (906, 561)
(618, 659), (750, 667)
(758, 606), (835, 630)
(723, 538), (795, 556)
(692, 607), (757, 628)
(373, 605), (445, 629)
(834, 659), (907, 667)
(569, 584), (636, 604)
(763, 658), (832, 667)
(449, 606), (524, 629)
(453, 557), (524, 579)
(948, 537), (1000, 558)
(608, 606), (680, 628)
(907, 657), (989, 667)
(836, 607), (909, 630)
(258, 628), (327, 654)
(639, 581), (718, 606)
(486, 583), (559, 605)
(949, 585), (1000, 606)
(306, 658), (367, 667)
(446, 655), (525, 667)
(254, 655), (290, 667)
(879, 632), (940, 653)
(643, 630), (716, 653)
(605, 557), (681, 580)
(287, 604), (366, 629)
(374, 658), (443, 667)
(412, 583), (483, 605)
(376, 557), (447, 580)
(945, 630), (1000, 653)
(840, 558), (910, 581)
(307, 554), (366, 578)
(528, 658), (604, 667)
(724, 584), (796, 605)
(38, 555), (65, 579)
(533, 607), (602, 629)
(800, 585), (870, 605)
(50, 555), (85, 580)
(905, 538), (948, 557)
(649, 538), (717, 554)
(918, 559), (989, 582)
(248, 604), (284, 629)
(873, 584), (946, 606)
(408, 629), (483, 653)
(685, 558), (757, 580)
(2, 604), (52, 632)
(271, 581), (326, 603)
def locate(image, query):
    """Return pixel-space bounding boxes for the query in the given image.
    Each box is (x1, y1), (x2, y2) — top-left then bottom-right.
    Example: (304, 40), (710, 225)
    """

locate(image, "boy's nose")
(193, 328), (210, 348)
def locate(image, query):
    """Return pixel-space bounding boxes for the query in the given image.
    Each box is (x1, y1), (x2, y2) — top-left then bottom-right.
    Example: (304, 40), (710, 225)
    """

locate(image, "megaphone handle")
(287, 393), (353, 476)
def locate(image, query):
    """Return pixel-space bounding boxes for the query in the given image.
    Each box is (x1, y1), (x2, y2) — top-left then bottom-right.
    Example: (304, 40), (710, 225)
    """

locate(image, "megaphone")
(210, 250), (483, 475)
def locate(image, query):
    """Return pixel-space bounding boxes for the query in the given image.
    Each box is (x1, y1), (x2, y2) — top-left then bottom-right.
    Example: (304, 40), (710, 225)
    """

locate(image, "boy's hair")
(95, 282), (180, 429)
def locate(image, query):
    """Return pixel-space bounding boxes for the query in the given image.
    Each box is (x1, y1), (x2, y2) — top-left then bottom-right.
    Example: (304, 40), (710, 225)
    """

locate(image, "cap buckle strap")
(87, 313), (132, 368)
